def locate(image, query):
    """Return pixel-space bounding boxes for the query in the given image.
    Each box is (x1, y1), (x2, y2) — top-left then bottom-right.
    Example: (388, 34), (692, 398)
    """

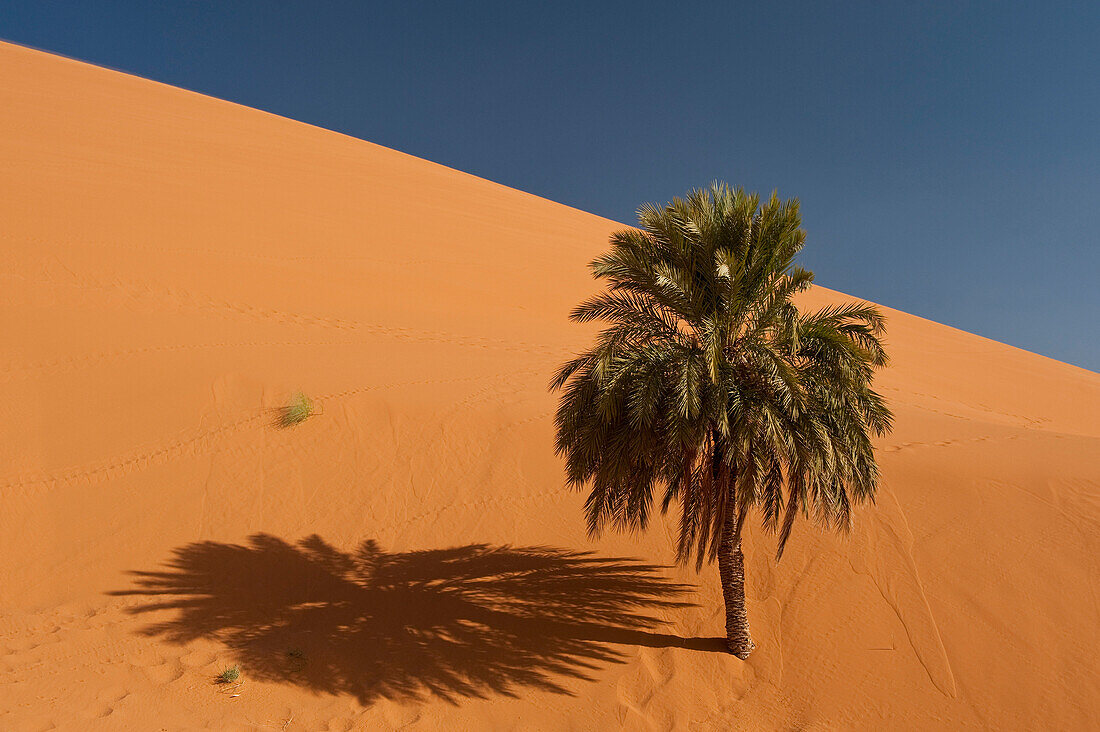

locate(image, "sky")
(2, 1), (1098, 370)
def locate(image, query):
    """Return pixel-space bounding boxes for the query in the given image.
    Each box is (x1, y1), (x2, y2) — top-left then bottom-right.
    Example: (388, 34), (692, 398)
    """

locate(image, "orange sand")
(1, 41), (1097, 730)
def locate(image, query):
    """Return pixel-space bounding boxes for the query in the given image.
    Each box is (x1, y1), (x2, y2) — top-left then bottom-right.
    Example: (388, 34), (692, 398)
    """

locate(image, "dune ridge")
(1, 41), (1097, 730)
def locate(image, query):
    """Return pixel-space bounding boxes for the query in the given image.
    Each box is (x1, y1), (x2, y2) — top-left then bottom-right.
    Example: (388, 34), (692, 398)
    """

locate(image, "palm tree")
(552, 183), (893, 658)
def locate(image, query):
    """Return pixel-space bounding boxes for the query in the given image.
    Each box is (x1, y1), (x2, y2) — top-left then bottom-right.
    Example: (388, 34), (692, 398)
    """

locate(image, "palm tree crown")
(552, 183), (893, 577)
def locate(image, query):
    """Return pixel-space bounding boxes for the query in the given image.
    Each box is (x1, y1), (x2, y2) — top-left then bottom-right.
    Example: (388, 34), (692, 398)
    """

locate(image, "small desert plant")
(275, 392), (314, 428)
(216, 665), (241, 683)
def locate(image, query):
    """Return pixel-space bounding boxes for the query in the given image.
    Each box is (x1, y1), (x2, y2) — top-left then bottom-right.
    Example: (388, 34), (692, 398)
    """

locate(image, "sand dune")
(1, 41), (1097, 730)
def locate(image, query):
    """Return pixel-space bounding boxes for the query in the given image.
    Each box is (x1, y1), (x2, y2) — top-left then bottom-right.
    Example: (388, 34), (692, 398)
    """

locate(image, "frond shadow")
(110, 534), (720, 705)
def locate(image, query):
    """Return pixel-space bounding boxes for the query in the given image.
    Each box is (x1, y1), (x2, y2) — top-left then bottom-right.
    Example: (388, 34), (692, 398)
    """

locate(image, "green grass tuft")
(216, 665), (240, 683)
(276, 392), (314, 428)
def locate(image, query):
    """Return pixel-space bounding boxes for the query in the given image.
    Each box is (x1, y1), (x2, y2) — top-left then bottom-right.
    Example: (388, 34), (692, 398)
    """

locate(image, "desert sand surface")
(1, 41), (1097, 731)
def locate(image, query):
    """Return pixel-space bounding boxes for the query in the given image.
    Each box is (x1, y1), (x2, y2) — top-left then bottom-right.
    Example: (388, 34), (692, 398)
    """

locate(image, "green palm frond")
(552, 182), (893, 567)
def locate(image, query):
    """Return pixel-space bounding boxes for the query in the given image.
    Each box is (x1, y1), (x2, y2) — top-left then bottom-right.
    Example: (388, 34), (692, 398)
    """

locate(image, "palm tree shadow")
(109, 534), (723, 704)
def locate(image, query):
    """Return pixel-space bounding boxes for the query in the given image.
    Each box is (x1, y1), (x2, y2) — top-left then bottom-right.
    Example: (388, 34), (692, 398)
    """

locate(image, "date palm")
(552, 183), (892, 658)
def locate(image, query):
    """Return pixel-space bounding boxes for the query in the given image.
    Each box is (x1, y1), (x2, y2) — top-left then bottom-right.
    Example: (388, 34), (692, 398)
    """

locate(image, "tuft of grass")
(216, 665), (241, 683)
(275, 392), (314, 428)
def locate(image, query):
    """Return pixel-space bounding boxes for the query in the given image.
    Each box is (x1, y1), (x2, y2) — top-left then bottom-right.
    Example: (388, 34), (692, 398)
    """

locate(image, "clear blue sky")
(3, 1), (1098, 370)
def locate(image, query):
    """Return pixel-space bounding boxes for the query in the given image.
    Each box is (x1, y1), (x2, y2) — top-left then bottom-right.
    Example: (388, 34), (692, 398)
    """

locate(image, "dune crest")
(0, 41), (1097, 730)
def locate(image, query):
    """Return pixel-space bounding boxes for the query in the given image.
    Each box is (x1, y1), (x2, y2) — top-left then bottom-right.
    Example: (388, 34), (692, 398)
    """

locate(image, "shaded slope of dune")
(0, 41), (1097, 730)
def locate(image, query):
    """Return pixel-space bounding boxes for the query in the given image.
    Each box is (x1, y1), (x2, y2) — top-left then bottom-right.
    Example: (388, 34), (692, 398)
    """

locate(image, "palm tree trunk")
(718, 509), (754, 658)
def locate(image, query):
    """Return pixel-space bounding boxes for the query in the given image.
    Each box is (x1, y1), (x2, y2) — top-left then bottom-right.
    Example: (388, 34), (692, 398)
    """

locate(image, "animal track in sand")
(615, 670), (656, 724)
(2, 230), (538, 271)
(0, 339), (365, 379)
(387, 484), (569, 533)
(639, 647), (676, 686)
(142, 659), (185, 685)
(123, 649), (164, 669)
(881, 432), (1021, 453)
(96, 687), (130, 704)
(379, 699), (422, 728)
(0, 371), (530, 495)
(880, 386), (1053, 430)
(14, 257), (562, 355)
(0, 410), (267, 496)
(614, 648), (683, 726)
(848, 490), (957, 698)
(180, 649), (219, 668)
(84, 687), (131, 720)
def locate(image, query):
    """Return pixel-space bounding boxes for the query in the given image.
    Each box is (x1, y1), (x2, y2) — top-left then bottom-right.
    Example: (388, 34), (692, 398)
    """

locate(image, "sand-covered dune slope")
(1, 41), (1097, 731)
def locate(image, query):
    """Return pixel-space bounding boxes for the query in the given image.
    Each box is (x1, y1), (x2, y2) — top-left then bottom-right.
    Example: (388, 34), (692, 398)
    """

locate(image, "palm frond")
(552, 182), (893, 568)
